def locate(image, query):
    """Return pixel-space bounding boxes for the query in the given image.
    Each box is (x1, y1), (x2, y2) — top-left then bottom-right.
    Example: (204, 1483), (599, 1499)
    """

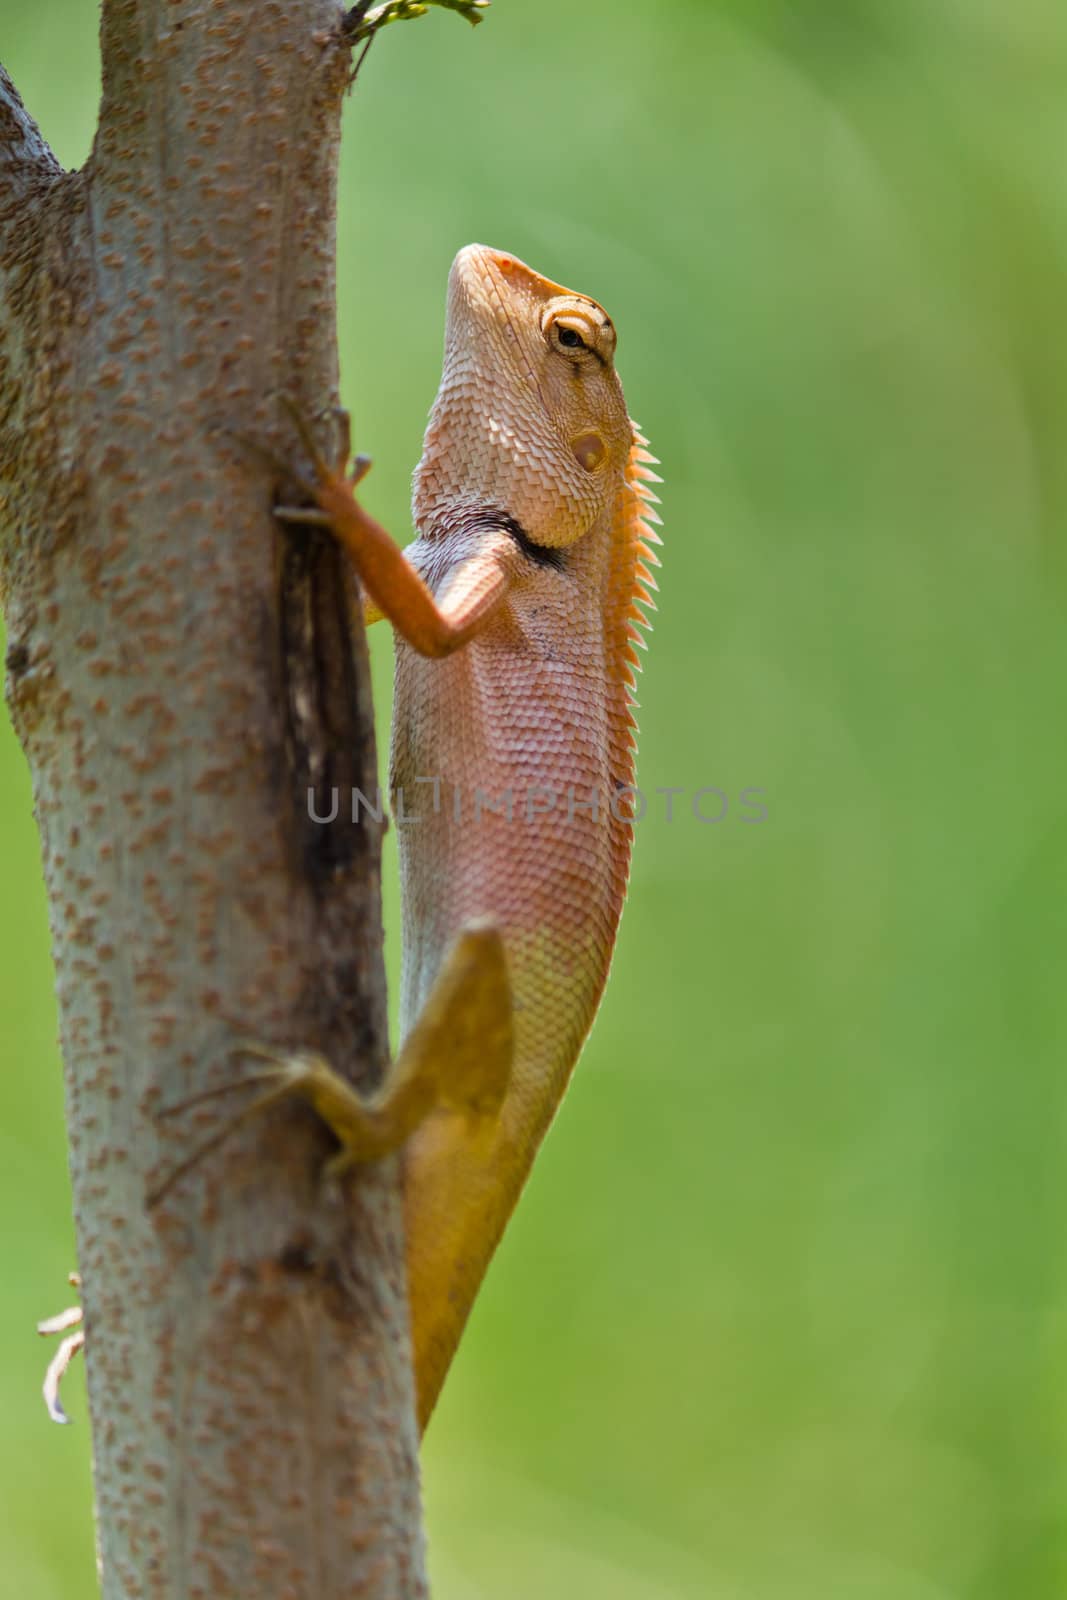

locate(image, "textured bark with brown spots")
(0, 5), (426, 1593)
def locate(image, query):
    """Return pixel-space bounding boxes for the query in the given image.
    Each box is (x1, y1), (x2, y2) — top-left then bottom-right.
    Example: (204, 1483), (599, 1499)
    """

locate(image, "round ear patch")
(572, 432), (607, 472)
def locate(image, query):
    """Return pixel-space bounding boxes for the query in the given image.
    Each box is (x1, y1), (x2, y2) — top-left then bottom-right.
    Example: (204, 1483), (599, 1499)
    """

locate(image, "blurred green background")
(4, 0), (1067, 1594)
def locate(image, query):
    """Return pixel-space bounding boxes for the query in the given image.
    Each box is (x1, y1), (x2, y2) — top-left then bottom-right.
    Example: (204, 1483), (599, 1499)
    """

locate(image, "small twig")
(342, 0), (488, 86)
(42, 1332), (86, 1426)
(37, 1271), (84, 1425)
(348, 35), (376, 84)
(342, 0), (489, 48)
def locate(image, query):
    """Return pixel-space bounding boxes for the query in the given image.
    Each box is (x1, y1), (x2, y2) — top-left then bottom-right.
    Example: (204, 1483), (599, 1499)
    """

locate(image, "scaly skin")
(305, 245), (662, 1429)
(389, 247), (661, 1427)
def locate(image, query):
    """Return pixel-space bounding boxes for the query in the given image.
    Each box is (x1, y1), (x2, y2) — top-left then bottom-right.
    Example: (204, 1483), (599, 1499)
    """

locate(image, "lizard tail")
(403, 1100), (535, 1433)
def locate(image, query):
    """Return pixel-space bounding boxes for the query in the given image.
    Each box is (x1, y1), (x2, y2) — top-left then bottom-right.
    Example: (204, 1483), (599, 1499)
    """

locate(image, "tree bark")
(0, 5), (429, 1594)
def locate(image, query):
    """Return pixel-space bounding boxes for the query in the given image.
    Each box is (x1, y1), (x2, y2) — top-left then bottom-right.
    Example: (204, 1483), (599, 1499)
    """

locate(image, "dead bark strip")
(0, 4), (429, 1594)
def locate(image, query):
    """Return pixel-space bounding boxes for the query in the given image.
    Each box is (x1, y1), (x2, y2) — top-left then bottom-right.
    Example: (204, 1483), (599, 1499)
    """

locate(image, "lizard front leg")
(275, 399), (522, 654)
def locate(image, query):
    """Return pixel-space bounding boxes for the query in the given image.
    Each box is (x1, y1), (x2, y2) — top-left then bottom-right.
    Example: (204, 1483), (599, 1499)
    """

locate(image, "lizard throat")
(448, 506), (567, 572)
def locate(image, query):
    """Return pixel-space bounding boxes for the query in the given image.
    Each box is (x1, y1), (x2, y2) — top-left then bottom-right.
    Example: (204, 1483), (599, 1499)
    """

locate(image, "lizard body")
(305, 245), (661, 1429)
(389, 247), (661, 1427)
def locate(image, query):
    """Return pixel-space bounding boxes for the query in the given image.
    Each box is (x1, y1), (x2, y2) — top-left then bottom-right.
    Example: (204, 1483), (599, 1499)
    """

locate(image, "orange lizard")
(292, 246), (659, 1427)
(288, 245), (662, 1428)
(41, 244), (661, 1433)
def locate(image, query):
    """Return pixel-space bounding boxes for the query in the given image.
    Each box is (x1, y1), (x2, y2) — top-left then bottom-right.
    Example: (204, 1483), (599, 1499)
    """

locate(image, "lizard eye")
(543, 299), (617, 361)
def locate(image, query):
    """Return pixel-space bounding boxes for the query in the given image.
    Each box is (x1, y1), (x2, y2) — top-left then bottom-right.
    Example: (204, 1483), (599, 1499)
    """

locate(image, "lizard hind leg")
(149, 923), (513, 1201)
(324, 920), (514, 1182)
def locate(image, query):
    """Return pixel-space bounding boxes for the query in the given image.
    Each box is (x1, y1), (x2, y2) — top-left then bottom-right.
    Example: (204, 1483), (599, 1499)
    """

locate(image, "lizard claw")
(279, 395), (332, 482)
(148, 1041), (319, 1207)
(222, 424), (318, 502)
(272, 399), (373, 532)
(221, 397), (359, 508)
(273, 505), (334, 530)
(279, 396), (365, 485)
(329, 404), (353, 476)
(278, 393), (328, 477)
(37, 1272), (85, 1425)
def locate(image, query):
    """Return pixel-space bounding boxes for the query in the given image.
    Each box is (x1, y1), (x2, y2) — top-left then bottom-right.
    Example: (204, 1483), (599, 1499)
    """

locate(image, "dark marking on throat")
(499, 511), (567, 571)
(457, 506), (567, 572)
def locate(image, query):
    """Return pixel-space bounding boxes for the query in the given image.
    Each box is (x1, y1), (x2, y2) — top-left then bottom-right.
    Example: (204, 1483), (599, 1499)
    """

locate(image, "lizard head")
(413, 244), (634, 549)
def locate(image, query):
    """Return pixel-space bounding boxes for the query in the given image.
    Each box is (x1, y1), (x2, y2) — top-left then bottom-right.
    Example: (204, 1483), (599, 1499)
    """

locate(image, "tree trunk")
(0, 4), (432, 1593)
